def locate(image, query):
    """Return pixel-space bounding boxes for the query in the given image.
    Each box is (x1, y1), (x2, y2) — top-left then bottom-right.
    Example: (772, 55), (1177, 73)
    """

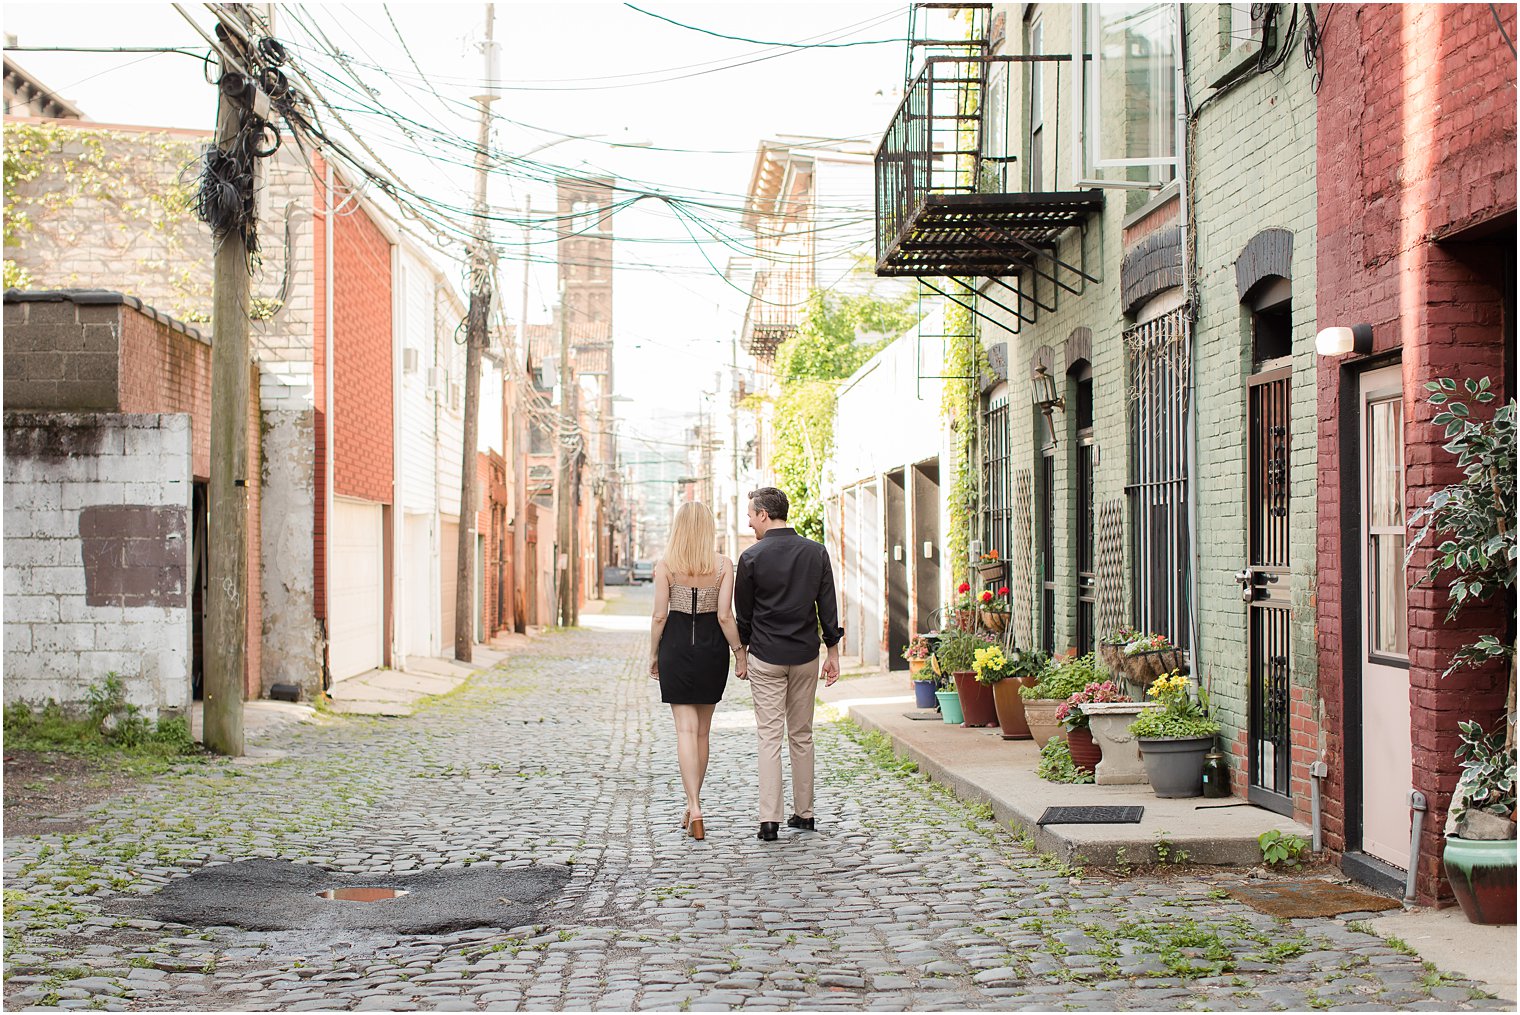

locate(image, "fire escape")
(875, 4), (1102, 329)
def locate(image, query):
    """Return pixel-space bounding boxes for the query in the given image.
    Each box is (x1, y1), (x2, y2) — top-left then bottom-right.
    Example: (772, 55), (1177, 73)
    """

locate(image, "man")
(734, 487), (844, 842)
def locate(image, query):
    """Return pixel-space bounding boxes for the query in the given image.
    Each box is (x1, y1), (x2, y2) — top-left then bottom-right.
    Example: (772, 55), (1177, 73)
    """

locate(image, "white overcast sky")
(4, 2), (906, 450)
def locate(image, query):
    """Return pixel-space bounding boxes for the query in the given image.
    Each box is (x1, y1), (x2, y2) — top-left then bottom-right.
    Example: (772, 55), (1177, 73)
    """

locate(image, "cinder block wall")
(3, 413), (193, 717)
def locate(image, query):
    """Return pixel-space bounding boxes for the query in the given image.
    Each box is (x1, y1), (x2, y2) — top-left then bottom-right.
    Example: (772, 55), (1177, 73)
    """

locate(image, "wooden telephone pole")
(454, 4), (497, 661)
(204, 4), (268, 758)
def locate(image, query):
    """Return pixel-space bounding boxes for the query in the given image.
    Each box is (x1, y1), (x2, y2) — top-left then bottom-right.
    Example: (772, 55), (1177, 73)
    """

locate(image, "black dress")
(658, 578), (730, 705)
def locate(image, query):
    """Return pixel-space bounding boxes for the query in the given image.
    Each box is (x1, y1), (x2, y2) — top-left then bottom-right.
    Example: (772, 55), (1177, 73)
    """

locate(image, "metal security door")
(1241, 366), (1293, 814)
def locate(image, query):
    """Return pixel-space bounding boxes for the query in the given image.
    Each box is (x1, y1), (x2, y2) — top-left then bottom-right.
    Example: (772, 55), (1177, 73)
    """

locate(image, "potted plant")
(933, 629), (984, 725)
(1407, 376), (1516, 924)
(1129, 672), (1221, 798)
(1118, 631), (1188, 699)
(973, 642), (1030, 740)
(978, 586), (1011, 634)
(1098, 623), (1139, 678)
(936, 629), (998, 728)
(951, 582), (977, 631)
(1019, 653), (1101, 748)
(1057, 680), (1130, 774)
(903, 636), (936, 707)
(1443, 719), (1517, 924)
(975, 549), (1005, 583)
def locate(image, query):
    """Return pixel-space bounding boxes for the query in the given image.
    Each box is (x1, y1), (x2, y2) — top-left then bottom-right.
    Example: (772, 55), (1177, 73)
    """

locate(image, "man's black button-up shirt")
(735, 527), (844, 666)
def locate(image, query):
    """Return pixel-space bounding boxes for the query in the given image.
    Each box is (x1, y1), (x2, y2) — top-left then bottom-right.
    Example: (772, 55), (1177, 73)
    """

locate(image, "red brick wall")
(117, 309), (212, 481)
(312, 162), (395, 621)
(1316, 3), (1516, 904)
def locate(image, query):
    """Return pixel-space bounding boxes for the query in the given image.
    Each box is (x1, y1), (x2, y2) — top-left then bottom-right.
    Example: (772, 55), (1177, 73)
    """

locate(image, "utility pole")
(511, 193), (531, 634)
(555, 294), (575, 627)
(204, 4), (267, 758)
(454, 4), (496, 662)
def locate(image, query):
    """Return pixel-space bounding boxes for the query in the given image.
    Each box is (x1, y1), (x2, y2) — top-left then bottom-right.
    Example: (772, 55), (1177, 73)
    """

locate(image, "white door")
(403, 514), (433, 662)
(439, 518), (458, 653)
(1359, 366), (1412, 870)
(329, 498), (384, 681)
(860, 482), (882, 667)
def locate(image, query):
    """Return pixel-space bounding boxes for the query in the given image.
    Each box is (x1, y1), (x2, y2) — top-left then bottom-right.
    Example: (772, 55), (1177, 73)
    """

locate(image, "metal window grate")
(1125, 308), (1191, 649)
(983, 398), (1011, 567)
(1096, 498), (1126, 638)
(1013, 468), (1035, 647)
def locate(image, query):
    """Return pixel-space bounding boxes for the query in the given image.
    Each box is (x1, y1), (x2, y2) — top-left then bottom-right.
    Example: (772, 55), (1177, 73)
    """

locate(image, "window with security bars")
(1125, 308), (1191, 650)
(983, 398), (1012, 567)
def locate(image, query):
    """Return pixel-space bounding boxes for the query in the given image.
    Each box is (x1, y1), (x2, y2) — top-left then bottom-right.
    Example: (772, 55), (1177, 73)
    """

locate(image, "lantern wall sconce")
(1032, 363), (1065, 443)
(1315, 323), (1373, 357)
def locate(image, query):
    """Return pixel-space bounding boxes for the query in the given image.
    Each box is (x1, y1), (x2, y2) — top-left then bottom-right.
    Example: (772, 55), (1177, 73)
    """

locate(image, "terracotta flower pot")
(952, 671), (999, 727)
(1444, 837), (1518, 925)
(1022, 699), (1067, 748)
(1066, 726), (1102, 773)
(990, 677), (1034, 740)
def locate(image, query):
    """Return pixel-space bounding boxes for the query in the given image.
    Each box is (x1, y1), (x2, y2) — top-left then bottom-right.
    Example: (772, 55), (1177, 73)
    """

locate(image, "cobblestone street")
(2, 589), (1507, 1012)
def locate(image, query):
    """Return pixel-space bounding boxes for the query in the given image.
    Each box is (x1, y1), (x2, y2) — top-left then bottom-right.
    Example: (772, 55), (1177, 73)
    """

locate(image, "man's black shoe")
(786, 815), (816, 831)
(756, 822), (779, 841)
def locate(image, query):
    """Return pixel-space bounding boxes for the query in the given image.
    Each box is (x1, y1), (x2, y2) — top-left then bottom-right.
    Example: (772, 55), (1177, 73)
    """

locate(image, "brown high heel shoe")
(688, 817), (705, 841)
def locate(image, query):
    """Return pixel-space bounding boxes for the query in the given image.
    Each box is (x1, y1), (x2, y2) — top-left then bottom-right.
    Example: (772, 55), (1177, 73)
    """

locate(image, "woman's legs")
(670, 704), (703, 820)
(694, 703), (717, 791)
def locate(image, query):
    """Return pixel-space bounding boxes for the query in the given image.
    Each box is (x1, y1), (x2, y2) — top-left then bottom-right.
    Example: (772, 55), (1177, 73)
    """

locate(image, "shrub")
(1022, 653), (1102, 700)
(1037, 738), (1094, 784)
(935, 628), (992, 674)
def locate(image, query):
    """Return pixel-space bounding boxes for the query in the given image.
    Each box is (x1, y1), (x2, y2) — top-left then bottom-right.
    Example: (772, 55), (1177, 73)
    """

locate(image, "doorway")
(912, 460), (941, 637)
(885, 470), (909, 669)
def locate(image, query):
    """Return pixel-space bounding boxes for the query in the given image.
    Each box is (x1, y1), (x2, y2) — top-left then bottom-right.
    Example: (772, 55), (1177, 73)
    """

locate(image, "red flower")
(997, 586), (1009, 596)
(980, 590), (993, 603)
(957, 582), (970, 594)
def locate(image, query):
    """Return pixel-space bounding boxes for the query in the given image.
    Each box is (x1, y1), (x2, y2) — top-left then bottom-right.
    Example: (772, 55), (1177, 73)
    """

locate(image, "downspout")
(433, 280), (444, 656)
(390, 242), (403, 670)
(323, 157), (336, 690)
(1405, 790), (1427, 904)
(1176, 5), (1204, 678)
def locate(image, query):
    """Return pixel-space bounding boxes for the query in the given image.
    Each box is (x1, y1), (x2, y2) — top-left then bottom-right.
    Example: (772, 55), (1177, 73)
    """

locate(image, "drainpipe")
(323, 158), (336, 690)
(1405, 789), (1427, 905)
(1175, 6), (1204, 668)
(1309, 756), (1329, 852)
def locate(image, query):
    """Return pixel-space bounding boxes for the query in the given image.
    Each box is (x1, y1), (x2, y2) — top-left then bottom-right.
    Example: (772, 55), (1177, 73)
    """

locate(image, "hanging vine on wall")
(941, 289), (987, 588)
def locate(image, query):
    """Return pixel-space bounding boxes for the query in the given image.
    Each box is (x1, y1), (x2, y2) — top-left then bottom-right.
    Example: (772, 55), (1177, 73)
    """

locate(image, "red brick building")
(1315, 3), (1516, 904)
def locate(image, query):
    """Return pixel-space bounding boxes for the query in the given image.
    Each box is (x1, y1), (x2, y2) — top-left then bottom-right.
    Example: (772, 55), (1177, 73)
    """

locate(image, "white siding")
(399, 251), (439, 516)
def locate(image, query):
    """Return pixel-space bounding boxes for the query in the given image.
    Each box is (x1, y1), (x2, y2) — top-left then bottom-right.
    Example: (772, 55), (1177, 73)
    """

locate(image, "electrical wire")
(624, 4), (906, 49)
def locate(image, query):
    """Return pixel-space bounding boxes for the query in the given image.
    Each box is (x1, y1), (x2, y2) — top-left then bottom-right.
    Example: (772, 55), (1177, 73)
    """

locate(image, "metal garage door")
(329, 498), (384, 681)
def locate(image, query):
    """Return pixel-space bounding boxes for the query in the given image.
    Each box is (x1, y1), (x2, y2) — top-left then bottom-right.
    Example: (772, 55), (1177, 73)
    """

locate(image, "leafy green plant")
(1037, 738), (1094, 784)
(1129, 672), (1222, 739)
(1022, 653), (1101, 700)
(1446, 718), (1517, 834)
(1258, 829), (1310, 868)
(934, 628), (992, 675)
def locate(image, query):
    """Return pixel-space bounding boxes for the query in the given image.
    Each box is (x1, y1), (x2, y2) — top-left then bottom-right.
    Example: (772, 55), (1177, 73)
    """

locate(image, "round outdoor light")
(1315, 323), (1373, 357)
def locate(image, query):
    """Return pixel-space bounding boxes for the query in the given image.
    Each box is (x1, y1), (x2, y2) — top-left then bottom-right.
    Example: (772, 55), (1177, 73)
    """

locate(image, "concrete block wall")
(3, 413), (192, 717)
(1184, 3), (1319, 816)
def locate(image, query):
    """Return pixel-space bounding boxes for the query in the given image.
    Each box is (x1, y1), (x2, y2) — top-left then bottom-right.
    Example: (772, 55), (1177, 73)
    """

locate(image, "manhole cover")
(317, 887), (409, 902)
(107, 858), (572, 932)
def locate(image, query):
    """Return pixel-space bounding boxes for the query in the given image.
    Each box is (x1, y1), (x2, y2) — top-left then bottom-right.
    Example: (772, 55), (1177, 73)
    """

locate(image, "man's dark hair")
(748, 486), (789, 521)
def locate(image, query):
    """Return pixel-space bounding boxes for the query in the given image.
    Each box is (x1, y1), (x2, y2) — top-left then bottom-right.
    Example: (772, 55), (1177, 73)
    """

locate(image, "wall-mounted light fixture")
(1032, 363), (1065, 443)
(1314, 323), (1374, 357)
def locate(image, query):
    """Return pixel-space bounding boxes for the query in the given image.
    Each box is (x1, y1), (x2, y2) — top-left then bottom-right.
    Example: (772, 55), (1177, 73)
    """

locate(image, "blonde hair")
(663, 501), (719, 576)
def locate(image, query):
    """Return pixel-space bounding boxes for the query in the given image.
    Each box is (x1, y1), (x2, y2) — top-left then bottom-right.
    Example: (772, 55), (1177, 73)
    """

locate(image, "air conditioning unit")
(402, 347), (420, 373)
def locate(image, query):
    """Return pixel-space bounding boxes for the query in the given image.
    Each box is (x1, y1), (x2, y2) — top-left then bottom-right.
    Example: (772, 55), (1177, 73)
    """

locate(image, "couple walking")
(647, 487), (843, 842)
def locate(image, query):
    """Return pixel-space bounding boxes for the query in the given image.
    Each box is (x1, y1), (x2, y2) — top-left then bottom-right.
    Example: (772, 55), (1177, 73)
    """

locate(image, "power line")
(624, 4), (906, 49)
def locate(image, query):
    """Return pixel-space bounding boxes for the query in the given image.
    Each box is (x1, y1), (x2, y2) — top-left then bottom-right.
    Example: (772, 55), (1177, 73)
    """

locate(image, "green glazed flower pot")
(935, 689), (964, 725)
(1443, 836), (1517, 925)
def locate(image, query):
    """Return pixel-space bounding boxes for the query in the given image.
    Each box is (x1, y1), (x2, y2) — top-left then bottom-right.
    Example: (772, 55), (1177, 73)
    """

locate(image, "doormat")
(903, 711), (943, 721)
(1223, 879), (1403, 919)
(1038, 805), (1144, 825)
(104, 858), (572, 933)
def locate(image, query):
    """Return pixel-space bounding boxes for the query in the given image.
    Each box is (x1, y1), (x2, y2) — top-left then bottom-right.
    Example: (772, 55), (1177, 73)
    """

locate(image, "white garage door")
(402, 513), (433, 663)
(329, 498), (384, 681)
(439, 519), (458, 653)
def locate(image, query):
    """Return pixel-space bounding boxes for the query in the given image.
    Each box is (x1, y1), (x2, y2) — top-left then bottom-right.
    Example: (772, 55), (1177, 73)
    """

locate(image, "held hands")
(735, 647), (748, 681)
(649, 658), (659, 680)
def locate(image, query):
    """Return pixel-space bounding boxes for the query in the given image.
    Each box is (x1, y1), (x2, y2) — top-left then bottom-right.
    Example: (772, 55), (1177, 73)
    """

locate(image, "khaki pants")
(748, 653), (819, 823)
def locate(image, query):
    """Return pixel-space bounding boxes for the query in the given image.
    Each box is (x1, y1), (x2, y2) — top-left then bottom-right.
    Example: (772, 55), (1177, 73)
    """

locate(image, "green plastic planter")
(935, 689), (964, 725)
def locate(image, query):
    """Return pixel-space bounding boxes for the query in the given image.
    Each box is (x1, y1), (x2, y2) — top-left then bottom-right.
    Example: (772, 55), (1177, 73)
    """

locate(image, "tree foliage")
(768, 289), (919, 541)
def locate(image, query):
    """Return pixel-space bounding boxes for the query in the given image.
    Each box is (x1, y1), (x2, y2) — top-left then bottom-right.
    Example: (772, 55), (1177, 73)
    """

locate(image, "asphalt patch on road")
(106, 859), (572, 933)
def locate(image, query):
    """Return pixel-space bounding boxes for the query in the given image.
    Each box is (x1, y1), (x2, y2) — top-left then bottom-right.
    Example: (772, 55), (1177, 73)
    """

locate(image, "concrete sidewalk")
(327, 644), (517, 716)
(822, 671), (1311, 866)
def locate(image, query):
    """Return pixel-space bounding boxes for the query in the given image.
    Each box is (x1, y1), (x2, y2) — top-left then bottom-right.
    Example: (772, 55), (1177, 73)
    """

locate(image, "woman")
(649, 501), (746, 841)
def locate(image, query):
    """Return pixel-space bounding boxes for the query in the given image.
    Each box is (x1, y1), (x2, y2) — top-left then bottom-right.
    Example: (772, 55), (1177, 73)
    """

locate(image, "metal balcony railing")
(874, 53), (1103, 280)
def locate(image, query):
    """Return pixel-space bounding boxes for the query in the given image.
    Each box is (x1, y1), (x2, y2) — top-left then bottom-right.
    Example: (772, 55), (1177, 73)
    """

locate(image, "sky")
(4, 1), (907, 454)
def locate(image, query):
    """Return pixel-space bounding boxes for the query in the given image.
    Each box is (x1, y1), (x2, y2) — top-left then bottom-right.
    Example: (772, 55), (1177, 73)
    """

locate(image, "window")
(1039, 408), (1057, 653)
(570, 200), (603, 235)
(1072, 365), (1096, 653)
(1250, 277), (1293, 365)
(1366, 395), (1407, 659)
(1086, 4), (1178, 186)
(1126, 305), (1191, 649)
(1027, 13), (1045, 193)
(984, 397), (1012, 565)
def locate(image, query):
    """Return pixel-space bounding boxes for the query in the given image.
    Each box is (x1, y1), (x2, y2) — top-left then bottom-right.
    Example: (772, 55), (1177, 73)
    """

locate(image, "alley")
(1, 588), (1504, 1012)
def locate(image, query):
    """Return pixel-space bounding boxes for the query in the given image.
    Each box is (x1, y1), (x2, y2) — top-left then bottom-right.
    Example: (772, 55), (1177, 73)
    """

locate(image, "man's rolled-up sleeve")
(816, 548), (844, 649)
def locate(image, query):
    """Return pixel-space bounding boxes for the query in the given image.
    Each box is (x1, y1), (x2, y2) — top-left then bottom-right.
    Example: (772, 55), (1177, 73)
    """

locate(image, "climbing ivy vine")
(940, 291), (986, 588)
(766, 289), (920, 542)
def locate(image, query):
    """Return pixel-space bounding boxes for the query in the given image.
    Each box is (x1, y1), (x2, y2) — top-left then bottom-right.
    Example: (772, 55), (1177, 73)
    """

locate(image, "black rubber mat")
(1037, 805), (1144, 825)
